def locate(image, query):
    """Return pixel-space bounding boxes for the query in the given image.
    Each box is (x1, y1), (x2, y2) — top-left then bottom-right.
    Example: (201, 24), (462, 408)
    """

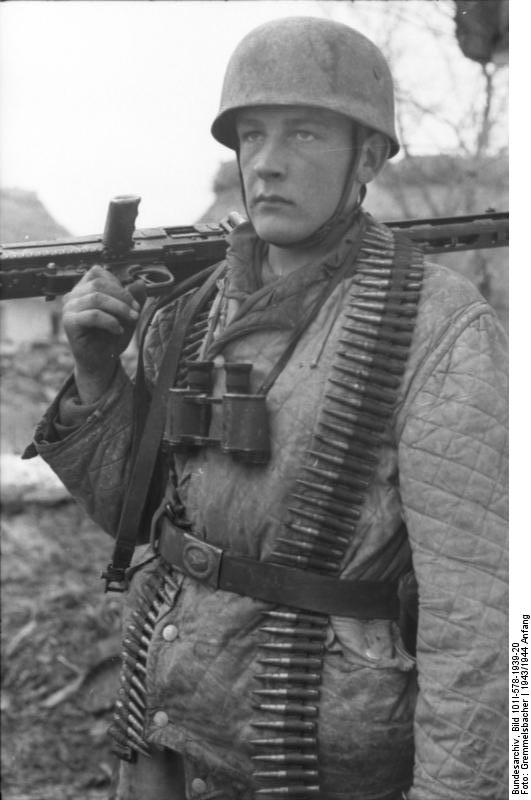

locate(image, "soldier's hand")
(62, 265), (144, 403)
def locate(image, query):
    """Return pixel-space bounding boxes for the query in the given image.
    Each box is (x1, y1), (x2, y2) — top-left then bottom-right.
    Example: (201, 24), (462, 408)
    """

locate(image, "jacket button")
(162, 624), (178, 642)
(191, 778), (207, 794)
(153, 710), (169, 727)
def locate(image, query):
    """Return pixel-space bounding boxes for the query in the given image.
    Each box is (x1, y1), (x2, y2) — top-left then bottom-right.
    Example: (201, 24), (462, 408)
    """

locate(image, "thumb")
(127, 279), (148, 308)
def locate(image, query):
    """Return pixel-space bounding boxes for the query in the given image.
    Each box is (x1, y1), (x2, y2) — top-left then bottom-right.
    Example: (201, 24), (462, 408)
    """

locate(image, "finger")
(68, 267), (140, 308)
(127, 279), (148, 308)
(64, 291), (140, 325)
(63, 308), (127, 337)
(80, 263), (113, 281)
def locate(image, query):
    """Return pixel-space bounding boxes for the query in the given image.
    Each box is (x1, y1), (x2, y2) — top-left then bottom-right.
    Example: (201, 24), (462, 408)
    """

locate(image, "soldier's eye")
(293, 130), (316, 142)
(240, 130), (262, 144)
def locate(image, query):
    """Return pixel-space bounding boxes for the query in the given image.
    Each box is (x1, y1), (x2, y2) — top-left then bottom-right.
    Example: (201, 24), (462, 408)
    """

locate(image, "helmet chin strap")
(238, 124), (367, 250)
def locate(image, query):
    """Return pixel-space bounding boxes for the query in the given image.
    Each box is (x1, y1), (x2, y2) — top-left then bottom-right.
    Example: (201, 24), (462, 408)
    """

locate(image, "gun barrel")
(0, 211), (508, 301)
(392, 212), (508, 254)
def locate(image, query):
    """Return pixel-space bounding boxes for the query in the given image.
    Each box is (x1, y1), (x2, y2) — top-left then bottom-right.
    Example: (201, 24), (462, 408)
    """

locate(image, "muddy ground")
(1, 342), (131, 800)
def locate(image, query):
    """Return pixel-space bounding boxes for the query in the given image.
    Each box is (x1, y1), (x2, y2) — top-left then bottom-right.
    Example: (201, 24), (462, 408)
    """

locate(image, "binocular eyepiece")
(163, 361), (270, 464)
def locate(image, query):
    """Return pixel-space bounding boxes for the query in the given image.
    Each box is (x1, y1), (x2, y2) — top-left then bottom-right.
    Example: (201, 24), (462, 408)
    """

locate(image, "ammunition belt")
(267, 221), (423, 578)
(108, 560), (179, 762)
(250, 222), (424, 799)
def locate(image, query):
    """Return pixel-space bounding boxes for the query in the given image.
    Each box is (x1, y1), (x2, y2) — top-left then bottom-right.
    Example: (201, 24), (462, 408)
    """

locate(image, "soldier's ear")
(356, 133), (390, 185)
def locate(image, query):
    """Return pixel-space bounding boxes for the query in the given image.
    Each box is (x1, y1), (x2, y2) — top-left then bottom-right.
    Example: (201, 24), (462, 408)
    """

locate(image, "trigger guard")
(127, 265), (175, 296)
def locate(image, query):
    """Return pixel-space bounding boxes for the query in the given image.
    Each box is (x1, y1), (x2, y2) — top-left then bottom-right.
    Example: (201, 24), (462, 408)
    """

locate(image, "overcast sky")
(0, 0), (508, 236)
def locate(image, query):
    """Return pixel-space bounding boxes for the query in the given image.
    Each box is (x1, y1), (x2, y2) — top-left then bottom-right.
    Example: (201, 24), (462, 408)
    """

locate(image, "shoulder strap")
(102, 262), (225, 591)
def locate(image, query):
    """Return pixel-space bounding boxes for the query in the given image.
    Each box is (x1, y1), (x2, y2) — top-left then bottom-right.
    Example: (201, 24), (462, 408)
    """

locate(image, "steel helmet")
(211, 16), (399, 157)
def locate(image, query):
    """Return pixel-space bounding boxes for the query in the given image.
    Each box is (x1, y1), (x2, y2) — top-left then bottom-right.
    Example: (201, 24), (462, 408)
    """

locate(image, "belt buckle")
(182, 533), (223, 589)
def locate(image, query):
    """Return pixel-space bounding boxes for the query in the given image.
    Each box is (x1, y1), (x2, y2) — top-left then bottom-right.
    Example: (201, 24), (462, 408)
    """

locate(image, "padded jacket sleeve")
(33, 365), (136, 536)
(31, 295), (185, 536)
(397, 302), (508, 800)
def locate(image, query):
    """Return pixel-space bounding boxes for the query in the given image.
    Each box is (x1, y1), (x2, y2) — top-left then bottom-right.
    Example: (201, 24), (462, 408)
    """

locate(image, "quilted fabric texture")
(31, 227), (508, 799)
(396, 274), (508, 800)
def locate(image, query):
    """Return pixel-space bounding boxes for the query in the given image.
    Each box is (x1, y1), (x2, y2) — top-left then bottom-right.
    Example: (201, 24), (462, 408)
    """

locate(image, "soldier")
(28, 17), (508, 800)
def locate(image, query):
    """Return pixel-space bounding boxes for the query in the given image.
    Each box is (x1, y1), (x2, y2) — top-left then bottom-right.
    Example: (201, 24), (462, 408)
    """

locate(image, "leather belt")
(157, 518), (399, 619)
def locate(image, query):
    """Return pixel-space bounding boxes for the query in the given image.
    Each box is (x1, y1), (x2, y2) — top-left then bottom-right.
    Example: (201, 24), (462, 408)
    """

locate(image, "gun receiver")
(0, 196), (509, 301)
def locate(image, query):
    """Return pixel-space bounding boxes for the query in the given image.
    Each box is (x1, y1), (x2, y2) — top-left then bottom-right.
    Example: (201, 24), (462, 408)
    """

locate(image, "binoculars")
(162, 361), (270, 464)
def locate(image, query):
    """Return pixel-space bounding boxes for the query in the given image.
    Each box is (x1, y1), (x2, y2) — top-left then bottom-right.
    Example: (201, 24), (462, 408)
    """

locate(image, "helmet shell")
(211, 16), (399, 157)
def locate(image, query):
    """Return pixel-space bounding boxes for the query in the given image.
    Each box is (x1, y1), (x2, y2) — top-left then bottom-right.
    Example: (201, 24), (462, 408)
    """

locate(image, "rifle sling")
(102, 262), (225, 592)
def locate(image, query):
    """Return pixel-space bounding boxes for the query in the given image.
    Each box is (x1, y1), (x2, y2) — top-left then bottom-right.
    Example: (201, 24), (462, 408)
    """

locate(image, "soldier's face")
(236, 106), (355, 246)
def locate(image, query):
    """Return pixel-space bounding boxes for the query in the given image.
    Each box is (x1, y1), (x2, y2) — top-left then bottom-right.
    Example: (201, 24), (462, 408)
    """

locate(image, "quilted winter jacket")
(32, 220), (508, 800)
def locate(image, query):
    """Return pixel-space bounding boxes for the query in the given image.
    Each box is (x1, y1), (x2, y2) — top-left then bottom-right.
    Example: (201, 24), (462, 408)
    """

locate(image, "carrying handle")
(102, 195), (141, 256)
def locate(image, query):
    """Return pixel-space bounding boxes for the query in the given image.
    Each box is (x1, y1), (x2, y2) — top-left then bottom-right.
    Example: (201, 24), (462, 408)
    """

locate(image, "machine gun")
(0, 195), (509, 301)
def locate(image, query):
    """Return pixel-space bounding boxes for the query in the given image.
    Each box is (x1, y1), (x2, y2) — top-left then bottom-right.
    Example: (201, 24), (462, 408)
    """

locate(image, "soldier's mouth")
(253, 195), (294, 207)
